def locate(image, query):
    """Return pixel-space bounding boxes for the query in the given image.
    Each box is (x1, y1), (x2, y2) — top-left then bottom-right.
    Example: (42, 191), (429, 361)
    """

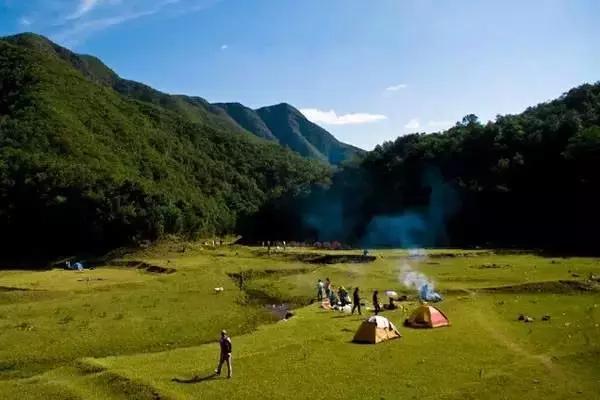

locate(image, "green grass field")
(0, 243), (598, 399)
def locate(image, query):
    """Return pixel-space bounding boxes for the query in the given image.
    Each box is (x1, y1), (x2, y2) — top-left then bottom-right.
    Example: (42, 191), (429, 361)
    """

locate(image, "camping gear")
(320, 298), (332, 310)
(419, 284), (442, 302)
(353, 316), (401, 344)
(404, 304), (450, 328)
(332, 304), (352, 313)
(385, 290), (398, 297)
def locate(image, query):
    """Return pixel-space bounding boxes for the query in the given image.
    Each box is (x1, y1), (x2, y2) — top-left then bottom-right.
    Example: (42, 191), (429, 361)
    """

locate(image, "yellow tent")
(404, 304), (450, 328)
(353, 316), (401, 344)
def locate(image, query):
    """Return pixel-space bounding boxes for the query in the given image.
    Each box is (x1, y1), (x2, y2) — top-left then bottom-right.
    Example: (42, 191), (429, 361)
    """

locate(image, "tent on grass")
(353, 315), (401, 344)
(404, 304), (450, 328)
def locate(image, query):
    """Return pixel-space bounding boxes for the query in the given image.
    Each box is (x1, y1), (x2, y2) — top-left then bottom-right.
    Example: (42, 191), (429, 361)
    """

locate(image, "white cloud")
(385, 83), (407, 92)
(19, 17), (32, 26)
(404, 118), (420, 131)
(52, 0), (223, 46)
(221, 44), (228, 50)
(300, 108), (387, 125)
(68, 0), (102, 20)
(55, 10), (158, 46)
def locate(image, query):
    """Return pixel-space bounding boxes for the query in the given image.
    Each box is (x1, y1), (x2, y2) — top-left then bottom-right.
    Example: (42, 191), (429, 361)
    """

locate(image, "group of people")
(64, 261), (93, 271)
(317, 278), (385, 316)
(261, 240), (287, 253)
(214, 281), (398, 381)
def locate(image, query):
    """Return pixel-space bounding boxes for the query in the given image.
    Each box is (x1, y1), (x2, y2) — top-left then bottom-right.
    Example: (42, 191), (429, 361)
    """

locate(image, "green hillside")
(4, 33), (361, 166)
(215, 102), (364, 164)
(213, 102), (278, 141)
(0, 33), (331, 257)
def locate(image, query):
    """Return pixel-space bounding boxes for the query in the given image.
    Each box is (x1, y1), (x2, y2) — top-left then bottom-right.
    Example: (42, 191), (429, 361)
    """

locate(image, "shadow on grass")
(172, 372), (218, 384)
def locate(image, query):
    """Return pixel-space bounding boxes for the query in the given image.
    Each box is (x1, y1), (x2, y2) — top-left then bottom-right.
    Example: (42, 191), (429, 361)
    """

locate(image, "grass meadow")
(0, 243), (598, 399)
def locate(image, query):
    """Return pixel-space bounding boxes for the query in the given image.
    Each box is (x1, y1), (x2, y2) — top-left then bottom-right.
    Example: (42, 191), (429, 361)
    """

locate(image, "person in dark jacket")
(373, 290), (381, 315)
(351, 287), (362, 315)
(215, 330), (232, 378)
(325, 278), (331, 297)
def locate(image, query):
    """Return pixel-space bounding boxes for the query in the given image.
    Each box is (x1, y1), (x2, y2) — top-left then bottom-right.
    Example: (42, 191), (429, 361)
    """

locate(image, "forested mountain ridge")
(3, 33), (265, 138)
(212, 102), (277, 142)
(0, 33), (331, 256)
(4, 33), (361, 166)
(214, 102), (364, 164)
(254, 82), (600, 253)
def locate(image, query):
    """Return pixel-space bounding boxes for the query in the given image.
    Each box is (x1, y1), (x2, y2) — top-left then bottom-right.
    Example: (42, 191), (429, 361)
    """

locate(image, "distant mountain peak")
(215, 102), (363, 164)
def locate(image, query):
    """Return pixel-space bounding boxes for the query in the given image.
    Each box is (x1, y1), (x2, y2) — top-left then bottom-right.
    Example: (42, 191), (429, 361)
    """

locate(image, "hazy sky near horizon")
(1, 0), (599, 149)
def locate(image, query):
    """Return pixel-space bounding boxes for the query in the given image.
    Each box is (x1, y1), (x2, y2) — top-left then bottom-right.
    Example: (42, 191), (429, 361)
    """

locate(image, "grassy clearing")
(0, 244), (598, 399)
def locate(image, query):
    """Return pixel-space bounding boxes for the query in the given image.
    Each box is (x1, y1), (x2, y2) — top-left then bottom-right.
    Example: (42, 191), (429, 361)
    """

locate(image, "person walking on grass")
(372, 290), (381, 315)
(352, 287), (362, 315)
(215, 330), (232, 378)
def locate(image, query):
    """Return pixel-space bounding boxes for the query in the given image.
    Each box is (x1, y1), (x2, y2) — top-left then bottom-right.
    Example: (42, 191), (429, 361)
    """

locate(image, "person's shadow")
(172, 372), (218, 384)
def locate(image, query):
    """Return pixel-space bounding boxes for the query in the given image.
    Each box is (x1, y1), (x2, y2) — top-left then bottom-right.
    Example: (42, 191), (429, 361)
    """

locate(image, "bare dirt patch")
(0, 286), (31, 292)
(110, 261), (176, 274)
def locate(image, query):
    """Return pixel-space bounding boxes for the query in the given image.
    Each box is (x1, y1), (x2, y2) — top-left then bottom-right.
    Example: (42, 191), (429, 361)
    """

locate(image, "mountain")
(6, 33), (361, 166)
(0, 33), (331, 256)
(214, 102), (363, 165)
(212, 102), (277, 141)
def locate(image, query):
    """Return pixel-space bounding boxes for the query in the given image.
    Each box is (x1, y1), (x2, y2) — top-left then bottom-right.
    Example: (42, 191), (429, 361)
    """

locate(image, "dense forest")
(251, 83), (600, 253)
(1, 33), (599, 257)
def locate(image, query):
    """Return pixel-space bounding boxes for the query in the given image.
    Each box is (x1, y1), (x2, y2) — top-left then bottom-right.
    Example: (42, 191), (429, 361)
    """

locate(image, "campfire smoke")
(400, 249), (442, 302)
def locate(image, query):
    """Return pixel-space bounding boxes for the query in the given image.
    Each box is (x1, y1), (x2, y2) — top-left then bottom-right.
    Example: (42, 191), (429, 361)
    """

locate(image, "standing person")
(317, 279), (324, 301)
(215, 330), (232, 378)
(325, 278), (331, 297)
(352, 287), (362, 315)
(372, 290), (381, 315)
(328, 285), (338, 305)
(338, 286), (347, 306)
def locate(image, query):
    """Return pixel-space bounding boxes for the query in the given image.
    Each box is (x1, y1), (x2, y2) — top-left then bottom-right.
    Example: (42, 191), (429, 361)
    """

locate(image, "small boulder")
(542, 315), (551, 321)
(524, 316), (534, 323)
(518, 314), (525, 321)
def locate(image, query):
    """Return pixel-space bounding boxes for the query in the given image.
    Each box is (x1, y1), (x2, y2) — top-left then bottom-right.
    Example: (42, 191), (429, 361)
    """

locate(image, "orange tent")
(404, 304), (450, 328)
(353, 316), (401, 344)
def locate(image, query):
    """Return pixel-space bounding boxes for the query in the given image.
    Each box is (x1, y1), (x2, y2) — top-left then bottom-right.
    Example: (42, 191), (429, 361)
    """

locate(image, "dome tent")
(353, 315), (401, 344)
(404, 304), (450, 328)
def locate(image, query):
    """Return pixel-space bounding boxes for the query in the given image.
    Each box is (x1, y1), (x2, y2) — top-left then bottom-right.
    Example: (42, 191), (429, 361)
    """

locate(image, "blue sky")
(1, 0), (599, 149)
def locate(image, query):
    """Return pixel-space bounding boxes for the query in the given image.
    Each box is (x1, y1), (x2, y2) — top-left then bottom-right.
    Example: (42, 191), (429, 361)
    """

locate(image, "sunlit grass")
(0, 243), (598, 399)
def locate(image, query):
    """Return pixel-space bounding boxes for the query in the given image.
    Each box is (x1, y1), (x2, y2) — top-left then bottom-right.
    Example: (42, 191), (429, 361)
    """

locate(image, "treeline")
(249, 83), (600, 253)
